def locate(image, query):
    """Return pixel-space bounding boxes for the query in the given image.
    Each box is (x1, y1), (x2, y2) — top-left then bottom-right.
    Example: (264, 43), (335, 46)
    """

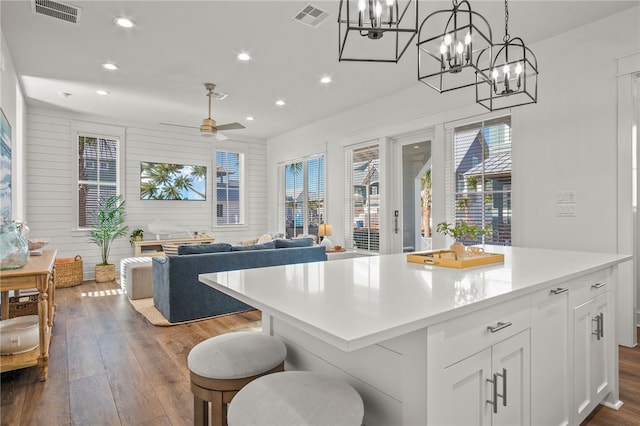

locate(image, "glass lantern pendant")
(417, 0), (493, 93)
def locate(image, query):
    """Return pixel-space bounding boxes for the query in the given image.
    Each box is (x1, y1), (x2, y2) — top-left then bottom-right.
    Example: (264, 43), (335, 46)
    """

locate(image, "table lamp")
(318, 224), (333, 249)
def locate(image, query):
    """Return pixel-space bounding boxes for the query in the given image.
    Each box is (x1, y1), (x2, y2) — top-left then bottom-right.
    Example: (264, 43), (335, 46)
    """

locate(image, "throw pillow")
(178, 243), (232, 255)
(257, 233), (273, 244)
(274, 238), (314, 248)
(231, 241), (276, 251)
(162, 243), (179, 256)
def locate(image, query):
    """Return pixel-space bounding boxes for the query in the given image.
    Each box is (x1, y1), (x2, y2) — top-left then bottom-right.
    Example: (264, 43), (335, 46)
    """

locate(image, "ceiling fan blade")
(215, 132), (229, 141)
(215, 122), (245, 131)
(159, 122), (199, 129)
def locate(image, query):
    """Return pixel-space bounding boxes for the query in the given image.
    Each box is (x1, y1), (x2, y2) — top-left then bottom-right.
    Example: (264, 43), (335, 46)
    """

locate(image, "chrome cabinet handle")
(591, 282), (607, 289)
(550, 287), (568, 295)
(497, 368), (507, 407)
(599, 312), (604, 339)
(487, 321), (512, 333)
(592, 313), (604, 340)
(487, 373), (498, 414)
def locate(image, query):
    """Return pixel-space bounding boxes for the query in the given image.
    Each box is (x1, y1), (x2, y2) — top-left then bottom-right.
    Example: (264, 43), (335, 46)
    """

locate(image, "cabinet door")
(573, 298), (595, 422)
(531, 287), (569, 426)
(591, 292), (611, 403)
(440, 348), (493, 426)
(492, 330), (531, 426)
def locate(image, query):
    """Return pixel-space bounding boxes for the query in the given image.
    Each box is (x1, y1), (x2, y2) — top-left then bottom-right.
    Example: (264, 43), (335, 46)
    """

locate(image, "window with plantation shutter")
(283, 155), (325, 239)
(216, 150), (244, 225)
(445, 116), (512, 245)
(77, 135), (119, 228)
(344, 143), (380, 252)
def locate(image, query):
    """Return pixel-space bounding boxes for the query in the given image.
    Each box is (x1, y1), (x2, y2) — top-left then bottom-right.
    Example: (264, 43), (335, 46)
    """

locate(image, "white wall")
(268, 7), (639, 254)
(25, 107), (268, 279)
(1, 25), (27, 222)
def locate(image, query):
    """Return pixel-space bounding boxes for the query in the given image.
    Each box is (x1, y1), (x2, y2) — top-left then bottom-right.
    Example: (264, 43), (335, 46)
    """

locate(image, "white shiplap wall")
(25, 107), (267, 280)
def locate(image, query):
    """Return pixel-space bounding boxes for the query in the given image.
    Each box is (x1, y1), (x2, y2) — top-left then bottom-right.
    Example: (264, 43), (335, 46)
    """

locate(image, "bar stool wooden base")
(190, 361), (284, 426)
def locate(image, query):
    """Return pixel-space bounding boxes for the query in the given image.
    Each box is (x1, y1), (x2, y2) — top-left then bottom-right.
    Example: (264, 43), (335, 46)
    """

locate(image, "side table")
(0, 249), (57, 380)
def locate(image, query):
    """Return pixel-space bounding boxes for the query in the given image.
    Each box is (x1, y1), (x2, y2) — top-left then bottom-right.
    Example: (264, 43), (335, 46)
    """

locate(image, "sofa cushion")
(232, 241), (276, 251)
(274, 238), (314, 248)
(178, 243), (232, 255)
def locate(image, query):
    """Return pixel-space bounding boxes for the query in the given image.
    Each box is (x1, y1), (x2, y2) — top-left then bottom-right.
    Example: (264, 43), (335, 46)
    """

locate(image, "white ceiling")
(2, 0), (637, 140)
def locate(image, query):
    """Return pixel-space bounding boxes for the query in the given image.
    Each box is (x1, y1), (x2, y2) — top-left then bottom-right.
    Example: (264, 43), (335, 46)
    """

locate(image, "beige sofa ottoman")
(120, 257), (153, 300)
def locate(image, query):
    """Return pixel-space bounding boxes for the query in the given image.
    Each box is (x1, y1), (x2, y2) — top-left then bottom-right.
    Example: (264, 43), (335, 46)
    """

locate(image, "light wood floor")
(1, 281), (261, 425)
(1, 281), (639, 425)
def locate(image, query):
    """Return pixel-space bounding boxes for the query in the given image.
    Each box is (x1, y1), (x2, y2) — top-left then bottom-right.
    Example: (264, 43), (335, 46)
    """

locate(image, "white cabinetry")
(531, 286), (570, 426)
(573, 286), (612, 425)
(427, 297), (531, 426)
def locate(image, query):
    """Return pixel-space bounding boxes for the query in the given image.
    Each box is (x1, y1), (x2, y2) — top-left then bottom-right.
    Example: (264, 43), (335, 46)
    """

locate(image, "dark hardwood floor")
(1, 281), (639, 425)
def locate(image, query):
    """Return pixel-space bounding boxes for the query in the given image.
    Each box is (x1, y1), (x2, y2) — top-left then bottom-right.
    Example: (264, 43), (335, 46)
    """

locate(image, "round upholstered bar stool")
(187, 332), (287, 426)
(227, 371), (365, 426)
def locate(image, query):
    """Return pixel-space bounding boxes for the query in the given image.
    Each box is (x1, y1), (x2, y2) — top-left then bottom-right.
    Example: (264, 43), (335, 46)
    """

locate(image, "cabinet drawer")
(437, 296), (531, 368)
(568, 268), (611, 308)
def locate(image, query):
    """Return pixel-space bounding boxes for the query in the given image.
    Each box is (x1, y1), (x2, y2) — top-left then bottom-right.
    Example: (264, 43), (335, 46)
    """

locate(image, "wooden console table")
(133, 237), (215, 257)
(0, 249), (57, 381)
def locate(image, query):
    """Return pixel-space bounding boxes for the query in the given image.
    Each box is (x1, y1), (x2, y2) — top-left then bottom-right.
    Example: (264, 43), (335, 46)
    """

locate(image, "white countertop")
(199, 246), (631, 351)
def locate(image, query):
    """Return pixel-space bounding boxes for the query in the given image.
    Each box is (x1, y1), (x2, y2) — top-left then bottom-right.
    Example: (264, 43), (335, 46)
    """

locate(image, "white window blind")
(77, 135), (119, 228)
(344, 144), (380, 252)
(216, 150), (244, 225)
(283, 155), (325, 238)
(445, 116), (512, 245)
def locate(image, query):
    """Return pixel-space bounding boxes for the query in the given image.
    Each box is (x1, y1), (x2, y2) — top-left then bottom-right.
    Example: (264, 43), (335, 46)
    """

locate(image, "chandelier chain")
(503, 0), (510, 42)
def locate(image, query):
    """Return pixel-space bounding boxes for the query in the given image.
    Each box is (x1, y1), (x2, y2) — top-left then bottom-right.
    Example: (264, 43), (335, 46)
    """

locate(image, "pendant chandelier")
(338, 0), (419, 63)
(476, 0), (538, 111)
(417, 0), (492, 93)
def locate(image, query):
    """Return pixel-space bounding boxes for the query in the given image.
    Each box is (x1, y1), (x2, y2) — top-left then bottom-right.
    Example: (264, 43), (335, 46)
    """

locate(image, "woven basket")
(6, 294), (39, 319)
(55, 255), (83, 288)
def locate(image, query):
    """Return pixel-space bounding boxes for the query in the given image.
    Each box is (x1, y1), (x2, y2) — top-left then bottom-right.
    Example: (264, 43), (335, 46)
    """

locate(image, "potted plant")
(88, 195), (128, 282)
(129, 228), (144, 246)
(436, 221), (491, 258)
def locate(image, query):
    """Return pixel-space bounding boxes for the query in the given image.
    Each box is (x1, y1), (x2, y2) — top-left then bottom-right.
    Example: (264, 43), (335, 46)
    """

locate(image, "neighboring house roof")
(464, 151), (511, 177)
(353, 159), (379, 186)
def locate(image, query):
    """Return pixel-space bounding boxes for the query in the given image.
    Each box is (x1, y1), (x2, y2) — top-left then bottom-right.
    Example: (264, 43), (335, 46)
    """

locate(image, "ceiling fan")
(160, 83), (245, 140)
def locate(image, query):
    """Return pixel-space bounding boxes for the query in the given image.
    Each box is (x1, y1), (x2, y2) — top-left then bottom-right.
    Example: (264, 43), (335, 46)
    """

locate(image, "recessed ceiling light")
(96, 90), (110, 96)
(246, 116), (255, 121)
(102, 63), (119, 71)
(114, 17), (134, 28)
(275, 100), (286, 106)
(320, 76), (332, 84)
(238, 53), (251, 61)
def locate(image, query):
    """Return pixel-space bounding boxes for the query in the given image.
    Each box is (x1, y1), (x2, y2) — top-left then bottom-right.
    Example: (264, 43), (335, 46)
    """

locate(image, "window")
(448, 116), (512, 245)
(77, 134), (119, 228)
(345, 144), (380, 252)
(216, 150), (244, 225)
(283, 155), (325, 238)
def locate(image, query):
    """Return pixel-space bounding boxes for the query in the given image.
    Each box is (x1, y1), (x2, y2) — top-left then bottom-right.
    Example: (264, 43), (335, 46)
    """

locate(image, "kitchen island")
(199, 246), (632, 425)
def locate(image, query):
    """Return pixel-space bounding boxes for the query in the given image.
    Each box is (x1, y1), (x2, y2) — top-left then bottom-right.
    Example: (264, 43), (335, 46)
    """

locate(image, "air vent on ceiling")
(293, 4), (330, 28)
(31, 0), (81, 24)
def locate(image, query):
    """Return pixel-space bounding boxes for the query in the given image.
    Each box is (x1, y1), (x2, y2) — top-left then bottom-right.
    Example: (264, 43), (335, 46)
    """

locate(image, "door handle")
(394, 210), (399, 234)
(599, 312), (604, 339)
(497, 368), (507, 408)
(486, 373), (498, 414)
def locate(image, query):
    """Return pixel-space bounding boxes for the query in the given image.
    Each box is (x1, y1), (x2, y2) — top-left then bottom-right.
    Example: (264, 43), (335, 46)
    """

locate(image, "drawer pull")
(487, 321), (512, 333)
(550, 287), (568, 295)
(591, 282), (607, 289)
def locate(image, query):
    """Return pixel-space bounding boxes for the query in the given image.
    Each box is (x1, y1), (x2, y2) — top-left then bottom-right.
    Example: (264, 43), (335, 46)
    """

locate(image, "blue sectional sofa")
(152, 242), (326, 323)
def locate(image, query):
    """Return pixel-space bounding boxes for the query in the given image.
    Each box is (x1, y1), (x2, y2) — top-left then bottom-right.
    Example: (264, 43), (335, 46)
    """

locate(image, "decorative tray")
(406, 250), (504, 269)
